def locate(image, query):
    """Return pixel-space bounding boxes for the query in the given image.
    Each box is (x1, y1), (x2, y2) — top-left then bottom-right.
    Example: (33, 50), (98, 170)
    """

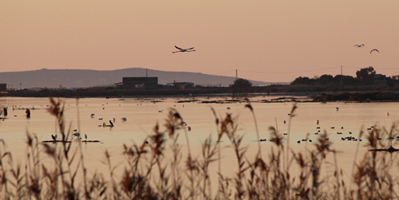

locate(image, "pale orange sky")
(1, 0), (398, 82)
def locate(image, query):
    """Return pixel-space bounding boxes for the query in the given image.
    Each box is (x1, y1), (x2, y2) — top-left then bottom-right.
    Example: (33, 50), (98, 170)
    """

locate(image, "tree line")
(290, 66), (398, 87)
(230, 66), (398, 88)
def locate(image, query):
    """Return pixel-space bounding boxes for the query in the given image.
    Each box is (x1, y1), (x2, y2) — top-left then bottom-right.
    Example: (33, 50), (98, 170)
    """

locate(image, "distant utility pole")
(340, 65), (343, 85)
(236, 69), (238, 81)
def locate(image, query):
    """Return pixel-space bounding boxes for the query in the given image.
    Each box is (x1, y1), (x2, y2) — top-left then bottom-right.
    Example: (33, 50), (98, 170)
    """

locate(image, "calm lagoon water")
(1, 96), (398, 183)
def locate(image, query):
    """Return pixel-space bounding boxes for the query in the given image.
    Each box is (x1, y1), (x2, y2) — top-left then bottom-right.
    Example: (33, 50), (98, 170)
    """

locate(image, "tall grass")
(0, 97), (399, 199)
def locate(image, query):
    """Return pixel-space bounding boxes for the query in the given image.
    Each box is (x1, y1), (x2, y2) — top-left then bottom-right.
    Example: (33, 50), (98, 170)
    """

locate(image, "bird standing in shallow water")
(73, 132), (80, 139)
(109, 120), (114, 127)
(369, 146), (399, 153)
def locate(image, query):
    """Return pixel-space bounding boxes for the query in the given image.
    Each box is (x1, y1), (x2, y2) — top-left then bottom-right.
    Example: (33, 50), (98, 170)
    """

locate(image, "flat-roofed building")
(0, 83), (6, 91)
(122, 77), (158, 88)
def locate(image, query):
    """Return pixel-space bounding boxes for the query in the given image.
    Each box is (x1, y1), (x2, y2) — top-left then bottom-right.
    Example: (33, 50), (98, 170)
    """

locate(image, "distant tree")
(386, 77), (396, 87)
(334, 75), (359, 86)
(356, 66), (376, 85)
(291, 77), (316, 85)
(391, 75), (399, 85)
(231, 78), (252, 88)
(318, 74), (334, 85)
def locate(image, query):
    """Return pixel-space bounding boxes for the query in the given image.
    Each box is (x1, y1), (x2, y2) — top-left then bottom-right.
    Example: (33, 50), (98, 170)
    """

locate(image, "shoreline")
(1, 84), (399, 102)
(3, 91), (399, 103)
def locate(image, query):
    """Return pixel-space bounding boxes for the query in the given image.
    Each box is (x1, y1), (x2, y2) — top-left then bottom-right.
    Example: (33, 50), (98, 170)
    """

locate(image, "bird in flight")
(172, 46), (195, 53)
(370, 49), (379, 54)
(354, 44), (365, 48)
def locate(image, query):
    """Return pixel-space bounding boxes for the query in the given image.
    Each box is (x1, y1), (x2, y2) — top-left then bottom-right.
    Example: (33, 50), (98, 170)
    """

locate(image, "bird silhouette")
(367, 128), (399, 168)
(369, 145), (399, 153)
(73, 132), (80, 138)
(172, 46), (195, 53)
(354, 44), (365, 48)
(109, 120), (114, 127)
(51, 134), (57, 141)
(370, 49), (379, 54)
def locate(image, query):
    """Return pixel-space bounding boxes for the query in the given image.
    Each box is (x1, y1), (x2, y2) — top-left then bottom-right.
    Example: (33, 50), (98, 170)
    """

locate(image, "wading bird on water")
(172, 46), (195, 53)
(51, 134), (57, 141)
(369, 145), (399, 153)
(73, 132), (80, 138)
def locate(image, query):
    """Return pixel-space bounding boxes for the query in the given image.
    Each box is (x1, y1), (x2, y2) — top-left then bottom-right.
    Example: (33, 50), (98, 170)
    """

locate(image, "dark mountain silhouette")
(0, 68), (275, 89)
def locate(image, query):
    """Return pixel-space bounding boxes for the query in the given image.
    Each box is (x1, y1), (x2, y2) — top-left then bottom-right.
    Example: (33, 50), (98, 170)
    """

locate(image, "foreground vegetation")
(0, 97), (399, 199)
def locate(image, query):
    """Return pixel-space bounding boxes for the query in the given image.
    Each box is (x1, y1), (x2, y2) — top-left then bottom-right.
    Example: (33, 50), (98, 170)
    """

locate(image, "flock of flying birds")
(353, 43), (379, 54)
(173, 44), (379, 54)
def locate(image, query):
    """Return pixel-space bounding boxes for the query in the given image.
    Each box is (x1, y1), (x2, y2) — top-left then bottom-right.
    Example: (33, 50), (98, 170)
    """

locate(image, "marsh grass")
(1, 97), (399, 199)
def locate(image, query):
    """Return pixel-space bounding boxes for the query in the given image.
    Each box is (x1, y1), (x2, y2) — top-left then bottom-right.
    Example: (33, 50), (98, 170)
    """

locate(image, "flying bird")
(354, 44), (365, 48)
(370, 49), (379, 54)
(172, 46), (195, 53)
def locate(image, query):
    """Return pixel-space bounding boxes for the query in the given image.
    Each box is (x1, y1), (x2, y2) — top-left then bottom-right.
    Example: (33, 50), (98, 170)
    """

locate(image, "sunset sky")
(1, 0), (398, 83)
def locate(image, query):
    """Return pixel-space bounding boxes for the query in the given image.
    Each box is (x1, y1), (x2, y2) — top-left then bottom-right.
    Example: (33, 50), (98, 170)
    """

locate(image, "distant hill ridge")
(0, 68), (275, 89)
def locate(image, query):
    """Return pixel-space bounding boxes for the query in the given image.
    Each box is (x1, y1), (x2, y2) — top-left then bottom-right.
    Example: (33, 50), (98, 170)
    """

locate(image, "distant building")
(122, 77), (158, 88)
(374, 74), (386, 80)
(0, 83), (6, 91)
(374, 80), (386, 87)
(374, 74), (387, 87)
